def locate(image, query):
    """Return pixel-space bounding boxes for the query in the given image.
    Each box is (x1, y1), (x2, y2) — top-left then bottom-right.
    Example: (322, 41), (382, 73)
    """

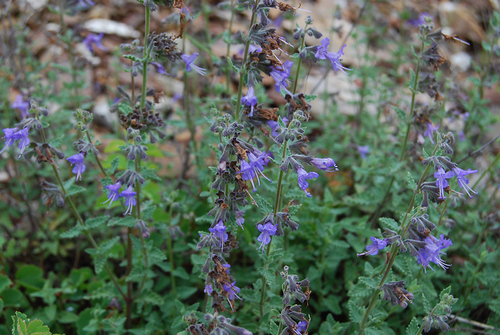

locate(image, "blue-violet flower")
(103, 182), (122, 207)
(296, 167), (319, 198)
(357, 236), (388, 256)
(209, 220), (228, 250)
(424, 123), (439, 144)
(12, 95), (30, 118)
(357, 145), (369, 159)
(310, 157), (338, 172)
(67, 153), (86, 181)
(181, 53), (206, 76)
(257, 221), (277, 251)
(120, 185), (137, 216)
(416, 234), (453, 272)
(241, 86), (258, 117)
(270, 60), (293, 93)
(434, 167), (454, 200)
(452, 167), (478, 198)
(83, 33), (107, 54)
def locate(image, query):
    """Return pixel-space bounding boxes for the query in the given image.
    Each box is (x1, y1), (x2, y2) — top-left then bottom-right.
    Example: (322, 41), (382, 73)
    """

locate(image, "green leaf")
(379, 217), (399, 230)
(60, 224), (84, 239)
(173, 267), (190, 280)
(109, 157), (120, 174)
(439, 286), (451, 300)
(393, 107), (407, 122)
(0, 274), (11, 293)
(422, 293), (431, 313)
(141, 168), (161, 181)
(85, 215), (110, 229)
(15, 265), (44, 291)
(108, 216), (136, 228)
(406, 317), (419, 335)
(407, 172), (417, 190)
(66, 184), (86, 196)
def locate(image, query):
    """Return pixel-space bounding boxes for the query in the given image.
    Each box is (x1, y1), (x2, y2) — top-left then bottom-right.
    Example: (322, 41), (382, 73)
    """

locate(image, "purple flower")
(102, 182), (122, 208)
(12, 95), (30, 118)
(120, 185), (137, 216)
(83, 33), (108, 54)
(357, 236), (388, 256)
(310, 157), (338, 172)
(295, 167), (319, 198)
(406, 12), (431, 27)
(223, 281), (242, 300)
(416, 234), (453, 272)
(267, 117), (289, 137)
(150, 62), (168, 75)
(67, 153), (86, 181)
(222, 264), (231, 274)
(357, 145), (369, 159)
(257, 221), (277, 251)
(235, 211), (245, 229)
(172, 92), (183, 103)
(452, 167), (478, 198)
(1, 127), (31, 158)
(181, 53), (206, 76)
(434, 167), (454, 200)
(241, 86), (258, 117)
(239, 151), (272, 191)
(209, 220), (228, 250)
(270, 60), (293, 93)
(296, 321), (308, 334)
(315, 38), (350, 73)
(423, 123), (439, 144)
(204, 284), (213, 294)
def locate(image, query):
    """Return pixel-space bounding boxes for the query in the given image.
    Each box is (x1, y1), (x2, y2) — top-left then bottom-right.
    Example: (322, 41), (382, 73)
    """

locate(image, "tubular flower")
(1, 127), (31, 157)
(83, 33), (107, 54)
(257, 221), (277, 251)
(315, 38), (350, 73)
(241, 86), (258, 117)
(295, 167), (319, 198)
(208, 220), (228, 250)
(357, 236), (388, 256)
(424, 123), (439, 144)
(434, 167), (454, 200)
(416, 234), (453, 272)
(12, 95), (30, 118)
(67, 153), (86, 181)
(119, 185), (137, 216)
(181, 53), (206, 76)
(310, 157), (338, 172)
(270, 60), (294, 93)
(102, 182), (122, 207)
(452, 167), (478, 198)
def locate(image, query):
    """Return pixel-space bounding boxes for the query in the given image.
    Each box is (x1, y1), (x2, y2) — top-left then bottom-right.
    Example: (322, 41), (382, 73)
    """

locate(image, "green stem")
(291, 34), (306, 95)
(139, 7), (151, 110)
(235, 5), (258, 121)
(358, 144), (439, 334)
(368, 37), (426, 228)
(38, 123), (125, 300)
(85, 131), (108, 176)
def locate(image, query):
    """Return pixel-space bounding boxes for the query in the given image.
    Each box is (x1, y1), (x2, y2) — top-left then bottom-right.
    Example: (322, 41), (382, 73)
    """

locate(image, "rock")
(84, 18), (141, 38)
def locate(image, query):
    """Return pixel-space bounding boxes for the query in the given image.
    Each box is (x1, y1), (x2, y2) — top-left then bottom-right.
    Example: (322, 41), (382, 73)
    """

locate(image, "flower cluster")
(279, 266), (311, 335)
(0, 127), (31, 158)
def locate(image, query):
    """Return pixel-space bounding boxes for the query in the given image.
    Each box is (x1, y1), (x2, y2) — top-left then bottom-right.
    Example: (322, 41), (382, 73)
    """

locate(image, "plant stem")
(38, 122), (125, 300)
(85, 131), (108, 177)
(358, 144), (439, 334)
(291, 34), (306, 95)
(166, 203), (177, 294)
(139, 7), (151, 110)
(234, 4), (258, 121)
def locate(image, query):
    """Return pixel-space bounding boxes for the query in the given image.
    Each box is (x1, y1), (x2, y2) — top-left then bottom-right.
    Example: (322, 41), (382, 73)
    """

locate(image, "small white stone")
(450, 52), (472, 72)
(84, 19), (141, 38)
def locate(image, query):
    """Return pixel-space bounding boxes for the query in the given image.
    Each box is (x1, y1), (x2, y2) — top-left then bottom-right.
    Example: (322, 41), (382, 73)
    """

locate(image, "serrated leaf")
(108, 216), (136, 228)
(359, 276), (377, 289)
(85, 215), (110, 229)
(407, 172), (417, 190)
(422, 293), (431, 313)
(141, 168), (161, 181)
(109, 157), (120, 174)
(394, 107), (407, 122)
(93, 256), (106, 274)
(406, 317), (419, 335)
(226, 56), (240, 73)
(66, 184), (86, 196)
(348, 301), (363, 323)
(379, 217), (399, 230)
(439, 286), (451, 301)
(138, 291), (164, 306)
(60, 224), (84, 238)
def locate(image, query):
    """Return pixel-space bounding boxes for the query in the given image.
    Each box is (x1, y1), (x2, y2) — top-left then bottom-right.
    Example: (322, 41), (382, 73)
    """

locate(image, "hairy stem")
(225, 0), (235, 94)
